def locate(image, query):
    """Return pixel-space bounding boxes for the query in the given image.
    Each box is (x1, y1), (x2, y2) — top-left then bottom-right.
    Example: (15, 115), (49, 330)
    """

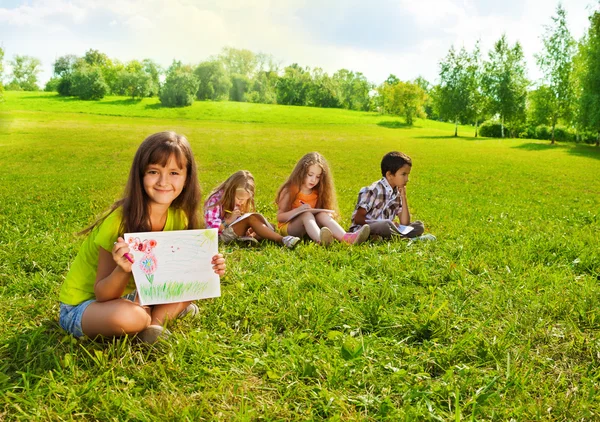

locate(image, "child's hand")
(299, 202), (312, 210)
(211, 254), (226, 276)
(399, 186), (407, 198)
(246, 227), (256, 238)
(112, 236), (134, 272)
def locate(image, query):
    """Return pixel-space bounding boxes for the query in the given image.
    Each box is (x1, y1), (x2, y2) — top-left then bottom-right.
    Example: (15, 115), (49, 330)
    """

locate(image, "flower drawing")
(140, 253), (158, 284)
(128, 237), (159, 284)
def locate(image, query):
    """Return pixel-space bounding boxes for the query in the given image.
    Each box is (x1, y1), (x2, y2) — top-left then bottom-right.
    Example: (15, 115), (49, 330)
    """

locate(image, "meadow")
(0, 91), (599, 420)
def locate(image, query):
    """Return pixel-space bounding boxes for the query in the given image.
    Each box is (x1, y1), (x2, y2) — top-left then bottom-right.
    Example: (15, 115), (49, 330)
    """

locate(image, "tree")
(71, 64), (108, 100)
(53, 54), (80, 96)
(194, 60), (231, 101)
(466, 42), (489, 137)
(142, 59), (161, 97)
(219, 47), (257, 78)
(332, 69), (372, 111)
(277, 64), (311, 106)
(378, 80), (426, 125)
(159, 61), (199, 107)
(576, 9), (600, 146)
(436, 46), (471, 136)
(483, 35), (529, 138)
(306, 68), (340, 108)
(527, 85), (554, 127)
(535, 4), (576, 143)
(8, 55), (42, 91)
(247, 70), (278, 104)
(116, 69), (153, 99)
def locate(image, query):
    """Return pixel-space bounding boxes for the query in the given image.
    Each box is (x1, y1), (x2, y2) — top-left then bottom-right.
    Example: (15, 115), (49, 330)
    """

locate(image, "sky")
(0, 0), (598, 87)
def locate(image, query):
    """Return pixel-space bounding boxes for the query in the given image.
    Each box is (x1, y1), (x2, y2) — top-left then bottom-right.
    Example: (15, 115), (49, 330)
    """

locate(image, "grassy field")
(0, 91), (599, 420)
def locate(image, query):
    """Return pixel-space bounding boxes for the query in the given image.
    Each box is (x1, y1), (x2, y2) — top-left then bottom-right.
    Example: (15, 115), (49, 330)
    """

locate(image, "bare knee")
(300, 212), (316, 223)
(108, 305), (151, 334)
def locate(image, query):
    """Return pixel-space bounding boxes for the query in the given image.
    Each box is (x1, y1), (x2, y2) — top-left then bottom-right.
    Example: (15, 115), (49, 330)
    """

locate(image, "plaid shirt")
(204, 190), (224, 232)
(349, 177), (402, 232)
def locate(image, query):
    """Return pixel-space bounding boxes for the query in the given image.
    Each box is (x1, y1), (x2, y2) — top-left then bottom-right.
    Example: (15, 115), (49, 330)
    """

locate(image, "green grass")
(1, 91), (599, 420)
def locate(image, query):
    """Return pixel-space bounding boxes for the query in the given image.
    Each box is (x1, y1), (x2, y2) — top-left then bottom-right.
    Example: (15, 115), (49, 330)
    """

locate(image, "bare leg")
(150, 301), (191, 326)
(315, 212), (346, 240)
(232, 215), (283, 243)
(287, 212), (320, 241)
(81, 298), (151, 338)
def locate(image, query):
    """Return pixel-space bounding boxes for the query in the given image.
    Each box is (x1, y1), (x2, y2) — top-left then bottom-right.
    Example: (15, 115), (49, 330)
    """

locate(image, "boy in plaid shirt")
(349, 151), (428, 239)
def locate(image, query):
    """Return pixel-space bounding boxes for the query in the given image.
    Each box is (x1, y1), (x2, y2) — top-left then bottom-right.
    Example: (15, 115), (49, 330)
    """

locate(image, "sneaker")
(319, 227), (334, 246)
(342, 224), (370, 245)
(282, 235), (301, 249)
(137, 325), (171, 344)
(178, 303), (199, 319)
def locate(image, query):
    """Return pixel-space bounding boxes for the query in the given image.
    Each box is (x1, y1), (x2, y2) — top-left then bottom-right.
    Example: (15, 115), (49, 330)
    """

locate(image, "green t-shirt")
(59, 207), (188, 305)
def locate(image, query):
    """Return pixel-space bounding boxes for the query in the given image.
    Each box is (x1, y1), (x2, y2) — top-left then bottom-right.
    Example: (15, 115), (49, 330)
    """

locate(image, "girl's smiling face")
(301, 164), (322, 193)
(143, 155), (187, 207)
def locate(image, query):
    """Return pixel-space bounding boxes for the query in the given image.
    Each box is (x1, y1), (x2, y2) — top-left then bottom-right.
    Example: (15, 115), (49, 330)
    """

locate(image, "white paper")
(282, 208), (334, 223)
(124, 229), (220, 306)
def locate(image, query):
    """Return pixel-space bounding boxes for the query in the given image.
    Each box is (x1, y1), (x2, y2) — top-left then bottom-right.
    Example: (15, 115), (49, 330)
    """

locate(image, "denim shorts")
(59, 291), (137, 338)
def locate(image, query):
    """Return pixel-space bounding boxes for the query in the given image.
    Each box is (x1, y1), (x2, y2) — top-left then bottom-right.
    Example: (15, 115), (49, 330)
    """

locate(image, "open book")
(282, 208), (334, 224)
(229, 212), (275, 230)
(365, 219), (414, 236)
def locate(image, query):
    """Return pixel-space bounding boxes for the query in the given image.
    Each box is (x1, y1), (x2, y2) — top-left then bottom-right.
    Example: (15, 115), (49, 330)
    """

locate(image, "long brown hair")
(80, 131), (203, 235)
(206, 170), (256, 215)
(275, 152), (339, 214)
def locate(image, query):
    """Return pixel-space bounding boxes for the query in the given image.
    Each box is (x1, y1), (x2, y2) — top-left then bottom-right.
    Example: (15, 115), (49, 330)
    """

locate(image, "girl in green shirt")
(59, 131), (226, 344)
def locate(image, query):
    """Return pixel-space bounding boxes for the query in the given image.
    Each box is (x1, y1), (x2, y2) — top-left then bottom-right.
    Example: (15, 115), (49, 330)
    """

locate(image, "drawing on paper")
(124, 229), (220, 306)
(127, 237), (158, 284)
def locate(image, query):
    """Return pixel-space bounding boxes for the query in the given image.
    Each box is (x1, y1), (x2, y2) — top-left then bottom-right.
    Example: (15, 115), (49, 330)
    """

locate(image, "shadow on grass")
(21, 94), (80, 102)
(416, 135), (476, 141)
(144, 103), (163, 110)
(377, 121), (412, 129)
(513, 142), (600, 160)
(101, 98), (143, 106)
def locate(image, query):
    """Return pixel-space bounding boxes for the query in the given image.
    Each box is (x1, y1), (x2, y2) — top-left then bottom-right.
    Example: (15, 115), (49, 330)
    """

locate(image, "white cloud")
(0, 0), (596, 87)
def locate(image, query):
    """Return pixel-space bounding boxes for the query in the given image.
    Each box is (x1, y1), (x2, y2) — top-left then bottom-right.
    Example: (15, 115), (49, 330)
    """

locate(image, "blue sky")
(0, 0), (597, 87)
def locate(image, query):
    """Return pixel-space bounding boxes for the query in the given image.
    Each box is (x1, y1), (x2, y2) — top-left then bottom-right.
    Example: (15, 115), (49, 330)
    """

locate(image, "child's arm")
(276, 189), (310, 223)
(93, 238), (133, 302)
(352, 186), (373, 226)
(397, 187), (410, 226)
(353, 207), (369, 226)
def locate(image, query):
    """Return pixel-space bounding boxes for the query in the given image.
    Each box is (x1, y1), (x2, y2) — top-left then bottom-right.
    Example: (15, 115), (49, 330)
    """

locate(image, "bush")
(57, 76), (73, 96)
(552, 126), (575, 142)
(535, 125), (551, 140)
(44, 77), (61, 92)
(5, 81), (23, 91)
(519, 126), (536, 139)
(71, 66), (108, 100)
(159, 71), (199, 107)
(479, 121), (503, 138)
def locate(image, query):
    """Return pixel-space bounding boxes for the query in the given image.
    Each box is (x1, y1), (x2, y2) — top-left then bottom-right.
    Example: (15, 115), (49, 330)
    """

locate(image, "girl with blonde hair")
(275, 152), (370, 245)
(205, 170), (300, 248)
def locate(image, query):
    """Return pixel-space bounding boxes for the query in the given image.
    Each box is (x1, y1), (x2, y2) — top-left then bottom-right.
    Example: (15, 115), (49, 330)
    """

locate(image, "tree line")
(0, 3), (598, 145)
